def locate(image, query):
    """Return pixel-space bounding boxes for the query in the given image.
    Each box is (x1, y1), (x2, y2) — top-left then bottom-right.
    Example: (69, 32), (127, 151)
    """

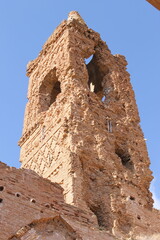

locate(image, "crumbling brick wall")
(18, 11), (160, 238)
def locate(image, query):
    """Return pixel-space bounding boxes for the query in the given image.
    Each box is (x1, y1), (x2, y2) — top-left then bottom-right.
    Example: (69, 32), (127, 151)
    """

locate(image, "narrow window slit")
(107, 120), (112, 133)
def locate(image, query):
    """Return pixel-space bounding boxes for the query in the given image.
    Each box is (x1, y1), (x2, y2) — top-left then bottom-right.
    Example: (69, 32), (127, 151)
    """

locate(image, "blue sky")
(0, 1), (160, 208)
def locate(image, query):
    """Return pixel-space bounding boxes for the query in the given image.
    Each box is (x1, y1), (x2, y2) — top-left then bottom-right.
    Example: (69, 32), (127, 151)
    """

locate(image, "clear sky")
(0, 1), (160, 208)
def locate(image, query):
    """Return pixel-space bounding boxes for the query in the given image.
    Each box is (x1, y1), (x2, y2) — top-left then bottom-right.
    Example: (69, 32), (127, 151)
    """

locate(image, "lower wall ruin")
(0, 162), (114, 240)
(1, 161), (160, 240)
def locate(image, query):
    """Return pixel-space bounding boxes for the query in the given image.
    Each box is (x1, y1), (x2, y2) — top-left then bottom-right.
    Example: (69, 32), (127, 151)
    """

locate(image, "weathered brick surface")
(1, 11), (160, 240)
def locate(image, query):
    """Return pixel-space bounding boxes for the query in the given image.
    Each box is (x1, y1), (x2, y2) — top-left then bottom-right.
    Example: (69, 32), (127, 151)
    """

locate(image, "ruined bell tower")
(19, 11), (154, 235)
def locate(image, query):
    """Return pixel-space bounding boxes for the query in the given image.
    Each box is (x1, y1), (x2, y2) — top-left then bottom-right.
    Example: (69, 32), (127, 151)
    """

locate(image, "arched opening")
(87, 56), (103, 96)
(85, 54), (108, 101)
(39, 68), (61, 112)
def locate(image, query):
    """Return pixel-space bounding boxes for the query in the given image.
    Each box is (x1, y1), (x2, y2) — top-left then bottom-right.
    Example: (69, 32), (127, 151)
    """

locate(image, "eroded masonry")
(1, 11), (160, 240)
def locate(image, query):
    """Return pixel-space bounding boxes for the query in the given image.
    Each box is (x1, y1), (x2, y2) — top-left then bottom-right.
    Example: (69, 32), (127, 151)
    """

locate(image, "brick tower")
(19, 11), (154, 235)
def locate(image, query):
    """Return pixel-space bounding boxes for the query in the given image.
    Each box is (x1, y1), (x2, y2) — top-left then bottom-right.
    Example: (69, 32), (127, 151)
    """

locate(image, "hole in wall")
(15, 192), (21, 197)
(89, 204), (109, 229)
(137, 215), (141, 220)
(115, 148), (134, 171)
(101, 96), (106, 102)
(99, 166), (105, 172)
(0, 186), (4, 191)
(0, 198), (3, 203)
(45, 203), (50, 208)
(130, 196), (135, 201)
(30, 198), (36, 203)
(39, 68), (61, 112)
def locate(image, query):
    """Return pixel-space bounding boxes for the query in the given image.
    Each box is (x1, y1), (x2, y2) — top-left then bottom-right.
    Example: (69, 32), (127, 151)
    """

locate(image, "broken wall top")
(147, 0), (160, 10)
